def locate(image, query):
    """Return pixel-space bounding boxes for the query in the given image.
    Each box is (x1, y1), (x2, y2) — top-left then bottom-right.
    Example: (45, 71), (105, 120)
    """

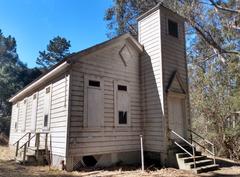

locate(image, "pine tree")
(0, 30), (41, 136)
(36, 36), (71, 69)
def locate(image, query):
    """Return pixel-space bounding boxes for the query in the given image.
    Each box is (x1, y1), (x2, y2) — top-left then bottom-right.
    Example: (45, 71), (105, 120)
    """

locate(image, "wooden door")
(168, 96), (185, 139)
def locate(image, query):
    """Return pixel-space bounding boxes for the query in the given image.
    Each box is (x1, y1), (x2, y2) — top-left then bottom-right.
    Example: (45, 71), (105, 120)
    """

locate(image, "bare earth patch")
(0, 146), (240, 177)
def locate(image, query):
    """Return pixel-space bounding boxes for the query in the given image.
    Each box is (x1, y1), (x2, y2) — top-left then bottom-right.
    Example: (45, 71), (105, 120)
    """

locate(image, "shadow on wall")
(140, 50), (165, 165)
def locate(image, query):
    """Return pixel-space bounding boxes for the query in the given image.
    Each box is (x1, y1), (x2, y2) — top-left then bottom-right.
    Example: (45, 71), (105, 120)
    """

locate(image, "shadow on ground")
(200, 158), (240, 177)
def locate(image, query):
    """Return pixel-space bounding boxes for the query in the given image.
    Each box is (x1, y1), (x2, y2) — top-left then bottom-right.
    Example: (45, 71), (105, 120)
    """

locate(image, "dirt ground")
(0, 146), (240, 177)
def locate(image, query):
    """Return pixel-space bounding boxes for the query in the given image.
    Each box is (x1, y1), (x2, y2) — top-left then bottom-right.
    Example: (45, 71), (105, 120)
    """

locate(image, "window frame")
(167, 19), (179, 38)
(114, 80), (131, 127)
(118, 111), (128, 125)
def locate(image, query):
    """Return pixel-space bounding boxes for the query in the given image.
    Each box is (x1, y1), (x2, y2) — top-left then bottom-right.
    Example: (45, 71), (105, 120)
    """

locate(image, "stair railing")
(18, 134), (36, 164)
(14, 132), (50, 165)
(188, 129), (216, 165)
(35, 132), (49, 164)
(13, 132), (31, 157)
(171, 130), (196, 168)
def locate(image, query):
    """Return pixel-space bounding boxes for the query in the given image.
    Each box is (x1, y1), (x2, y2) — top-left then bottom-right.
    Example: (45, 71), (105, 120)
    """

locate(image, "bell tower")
(137, 4), (190, 166)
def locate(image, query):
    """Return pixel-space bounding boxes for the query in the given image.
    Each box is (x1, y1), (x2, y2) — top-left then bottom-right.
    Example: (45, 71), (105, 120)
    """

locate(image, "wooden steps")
(14, 132), (50, 166)
(15, 145), (49, 165)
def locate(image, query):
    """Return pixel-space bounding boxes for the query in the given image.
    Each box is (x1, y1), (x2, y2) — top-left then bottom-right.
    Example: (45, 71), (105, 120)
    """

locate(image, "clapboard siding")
(160, 7), (190, 136)
(68, 39), (142, 156)
(138, 9), (165, 152)
(9, 71), (70, 158)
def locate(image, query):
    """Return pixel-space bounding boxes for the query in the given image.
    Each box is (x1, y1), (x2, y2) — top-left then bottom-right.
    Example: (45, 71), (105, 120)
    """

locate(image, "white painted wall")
(138, 9), (165, 152)
(9, 72), (70, 159)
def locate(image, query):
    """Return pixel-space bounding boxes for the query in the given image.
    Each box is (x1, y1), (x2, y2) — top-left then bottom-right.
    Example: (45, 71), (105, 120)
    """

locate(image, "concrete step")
(194, 164), (219, 174)
(187, 159), (213, 169)
(182, 156), (207, 163)
(176, 151), (202, 158)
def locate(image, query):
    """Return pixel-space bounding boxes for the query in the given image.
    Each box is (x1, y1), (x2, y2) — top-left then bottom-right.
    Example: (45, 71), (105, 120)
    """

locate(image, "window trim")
(114, 80), (131, 127)
(167, 18), (179, 38)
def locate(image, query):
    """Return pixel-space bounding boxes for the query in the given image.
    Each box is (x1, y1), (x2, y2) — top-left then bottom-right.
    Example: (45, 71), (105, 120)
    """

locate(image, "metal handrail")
(19, 134), (36, 149)
(13, 132), (30, 145)
(171, 130), (196, 168)
(189, 129), (213, 146)
(174, 141), (193, 156)
(171, 130), (194, 147)
(188, 129), (216, 164)
(192, 139), (214, 155)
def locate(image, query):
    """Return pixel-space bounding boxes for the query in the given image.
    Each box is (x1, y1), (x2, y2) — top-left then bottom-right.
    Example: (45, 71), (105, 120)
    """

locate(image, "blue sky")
(0, 0), (112, 68)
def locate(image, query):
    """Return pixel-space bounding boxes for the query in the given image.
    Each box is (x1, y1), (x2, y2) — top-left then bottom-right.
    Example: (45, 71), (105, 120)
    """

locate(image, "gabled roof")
(9, 33), (143, 102)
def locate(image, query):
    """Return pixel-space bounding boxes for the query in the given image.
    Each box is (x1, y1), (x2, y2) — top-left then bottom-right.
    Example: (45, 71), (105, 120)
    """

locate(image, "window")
(14, 122), (18, 129)
(33, 94), (37, 100)
(44, 114), (48, 127)
(119, 111), (127, 124)
(114, 81), (130, 126)
(168, 19), (178, 38)
(89, 80), (100, 87)
(46, 87), (51, 93)
(118, 85), (127, 91)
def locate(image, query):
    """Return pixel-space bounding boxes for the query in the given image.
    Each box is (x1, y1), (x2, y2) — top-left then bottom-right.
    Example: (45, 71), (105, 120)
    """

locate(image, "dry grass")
(0, 146), (199, 177)
(1, 145), (240, 177)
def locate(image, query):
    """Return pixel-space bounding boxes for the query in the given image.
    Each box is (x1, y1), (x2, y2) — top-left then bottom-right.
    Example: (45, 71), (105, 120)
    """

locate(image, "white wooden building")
(9, 4), (192, 170)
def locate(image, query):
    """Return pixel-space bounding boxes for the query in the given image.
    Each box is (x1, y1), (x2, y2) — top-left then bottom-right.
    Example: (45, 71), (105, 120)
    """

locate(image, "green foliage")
(0, 30), (41, 136)
(36, 36), (71, 69)
(104, 0), (161, 37)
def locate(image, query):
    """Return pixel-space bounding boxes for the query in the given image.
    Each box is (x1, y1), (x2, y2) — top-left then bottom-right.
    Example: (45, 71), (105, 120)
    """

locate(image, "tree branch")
(209, 0), (240, 14)
(186, 18), (240, 56)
